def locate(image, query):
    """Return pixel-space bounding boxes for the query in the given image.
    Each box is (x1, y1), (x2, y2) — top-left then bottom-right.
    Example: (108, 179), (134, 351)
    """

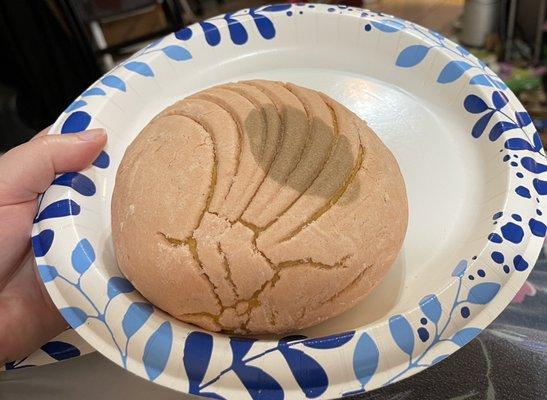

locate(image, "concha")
(112, 80), (408, 334)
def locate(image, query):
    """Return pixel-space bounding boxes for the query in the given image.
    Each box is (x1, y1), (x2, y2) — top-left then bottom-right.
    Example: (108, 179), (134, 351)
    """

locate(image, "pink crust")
(111, 80), (408, 334)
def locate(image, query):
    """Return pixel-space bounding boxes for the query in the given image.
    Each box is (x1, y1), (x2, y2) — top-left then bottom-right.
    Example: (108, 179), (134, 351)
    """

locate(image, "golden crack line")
(238, 81), (287, 222)
(191, 94), (242, 204)
(181, 213), (272, 332)
(157, 231), (227, 322)
(243, 81), (309, 212)
(178, 311), (219, 320)
(238, 82), (315, 228)
(178, 311), (217, 317)
(178, 309), (248, 334)
(217, 242), (238, 300)
(184, 167), (221, 308)
(232, 220), (279, 330)
(239, 256), (352, 330)
(238, 218), (262, 236)
(240, 272), (281, 332)
(258, 92), (340, 233)
(298, 265), (371, 322)
(220, 84), (276, 214)
(177, 312), (227, 332)
(236, 305), (248, 316)
(231, 223), (352, 328)
(210, 213), (265, 239)
(186, 236), (224, 313)
(271, 310), (278, 328)
(274, 84), (313, 186)
(277, 144), (365, 244)
(202, 148), (217, 218)
(222, 84), (267, 160)
(195, 90), (272, 222)
(247, 82), (313, 222)
(277, 254), (351, 270)
(157, 232), (186, 246)
(319, 265), (371, 307)
(206, 215), (273, 330)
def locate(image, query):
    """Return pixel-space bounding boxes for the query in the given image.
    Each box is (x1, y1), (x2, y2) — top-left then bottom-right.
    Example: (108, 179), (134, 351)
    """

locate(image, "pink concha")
(111, 80), (408, 334)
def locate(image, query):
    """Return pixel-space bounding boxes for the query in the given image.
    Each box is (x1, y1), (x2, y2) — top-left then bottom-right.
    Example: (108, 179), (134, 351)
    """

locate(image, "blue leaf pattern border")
(23, 3), (545, 398)
(369, 16), (507, 89)
(174, 4), (291, 47)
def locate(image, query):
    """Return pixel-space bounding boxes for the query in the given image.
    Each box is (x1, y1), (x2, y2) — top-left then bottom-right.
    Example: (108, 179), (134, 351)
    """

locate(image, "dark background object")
(0, 0), (190, 152)
(69, 0), (185, 70)
(0, 0), (102, 151)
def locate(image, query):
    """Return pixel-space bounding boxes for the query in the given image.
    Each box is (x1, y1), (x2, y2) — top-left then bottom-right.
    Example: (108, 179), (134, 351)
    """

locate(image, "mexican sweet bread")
(112, 80), (408, 334)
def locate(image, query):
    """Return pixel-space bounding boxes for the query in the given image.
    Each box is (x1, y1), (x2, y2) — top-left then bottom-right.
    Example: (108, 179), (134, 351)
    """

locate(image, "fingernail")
(75, 128), (107, 141)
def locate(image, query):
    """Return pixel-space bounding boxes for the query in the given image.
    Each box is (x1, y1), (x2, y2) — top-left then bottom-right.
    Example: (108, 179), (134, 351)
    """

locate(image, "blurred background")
(0, 0), (545, 151)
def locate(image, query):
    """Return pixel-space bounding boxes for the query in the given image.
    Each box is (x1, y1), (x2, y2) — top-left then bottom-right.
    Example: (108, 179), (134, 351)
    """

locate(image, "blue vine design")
(174, 4), (292, 47)
(386, 260), (499, 382)
(184, 331), (354, 399)
(464, 91), (547, 201)
(343, 259), (500, 396)
(464, 91), (542, 149)
(114, 40), (192, 83)
(63, 38), (191, 100)
(369, 18), (506, 89)
(38, 240), (131, 366)
(38, 239), (172, 380)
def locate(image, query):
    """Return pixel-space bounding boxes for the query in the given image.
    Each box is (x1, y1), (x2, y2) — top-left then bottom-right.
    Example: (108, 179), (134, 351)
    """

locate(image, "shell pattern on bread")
(111, 80), (408, 334)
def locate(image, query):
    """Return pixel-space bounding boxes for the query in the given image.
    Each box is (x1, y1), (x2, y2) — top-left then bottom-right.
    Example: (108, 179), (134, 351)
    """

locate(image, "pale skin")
(0, 128), (107, 363)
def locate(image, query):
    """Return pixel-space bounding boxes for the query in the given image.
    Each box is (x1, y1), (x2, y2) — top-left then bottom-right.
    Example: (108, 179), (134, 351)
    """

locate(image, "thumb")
(0, 129), (107, 205)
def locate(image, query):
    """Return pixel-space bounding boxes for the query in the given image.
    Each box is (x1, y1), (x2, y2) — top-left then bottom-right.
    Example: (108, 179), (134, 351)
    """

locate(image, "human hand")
(0, 128), (107, 362)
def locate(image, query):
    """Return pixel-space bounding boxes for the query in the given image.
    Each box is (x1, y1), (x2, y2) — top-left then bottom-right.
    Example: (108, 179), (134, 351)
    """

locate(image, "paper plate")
(31, 4), (546, 398)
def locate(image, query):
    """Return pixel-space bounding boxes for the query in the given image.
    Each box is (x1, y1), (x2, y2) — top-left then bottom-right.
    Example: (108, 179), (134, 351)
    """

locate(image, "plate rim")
(32, 4), (545, 398)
